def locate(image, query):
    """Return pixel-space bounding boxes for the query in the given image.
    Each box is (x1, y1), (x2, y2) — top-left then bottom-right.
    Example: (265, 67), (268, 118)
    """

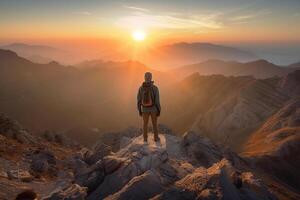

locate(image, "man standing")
(137, 72), (161, 142)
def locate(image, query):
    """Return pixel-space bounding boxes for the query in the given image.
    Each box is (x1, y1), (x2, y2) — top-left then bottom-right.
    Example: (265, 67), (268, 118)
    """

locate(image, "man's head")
(144, 72), (152, 82)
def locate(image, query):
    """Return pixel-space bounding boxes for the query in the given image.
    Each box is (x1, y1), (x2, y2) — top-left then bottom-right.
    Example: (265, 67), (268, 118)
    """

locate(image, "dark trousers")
(142, 112), (158, 140)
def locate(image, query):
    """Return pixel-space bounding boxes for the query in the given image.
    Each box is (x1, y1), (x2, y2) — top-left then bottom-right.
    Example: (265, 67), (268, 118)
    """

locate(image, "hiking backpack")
(141, 86), (154, 107)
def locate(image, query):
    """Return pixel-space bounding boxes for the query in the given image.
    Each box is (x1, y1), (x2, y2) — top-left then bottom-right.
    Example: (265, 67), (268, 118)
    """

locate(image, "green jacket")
(137, 81), (161, 114)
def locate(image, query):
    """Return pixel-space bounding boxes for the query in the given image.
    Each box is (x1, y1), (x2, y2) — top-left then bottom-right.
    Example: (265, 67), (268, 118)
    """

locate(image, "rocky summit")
(80, 132), (276, 200)
(0, 112), (285, 200)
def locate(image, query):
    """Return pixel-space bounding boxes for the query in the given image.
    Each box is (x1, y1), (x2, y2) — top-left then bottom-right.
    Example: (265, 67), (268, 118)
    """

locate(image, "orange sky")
(1, 0), (300, 47)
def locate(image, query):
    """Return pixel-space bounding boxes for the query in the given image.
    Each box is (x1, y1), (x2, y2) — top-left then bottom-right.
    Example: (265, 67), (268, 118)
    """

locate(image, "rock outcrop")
(0, 114), (297, 199)
(43, 184), (87, 200)
(0, 113), (36, 144)
(279, 69), (300, 97)
(196, 78), (287, 149)
(29, 148), (58, 176)
(68, 132), (276, 200)
(153, 159), (276, 200)
(94, 127), (142, 152)
(42, 130), (79, 147)
(243, 98), (300, 190)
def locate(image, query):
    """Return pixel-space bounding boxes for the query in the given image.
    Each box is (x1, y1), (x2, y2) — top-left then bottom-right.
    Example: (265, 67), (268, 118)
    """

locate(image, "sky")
(0, 0), (300, 65)
(1, 0), (300, 44)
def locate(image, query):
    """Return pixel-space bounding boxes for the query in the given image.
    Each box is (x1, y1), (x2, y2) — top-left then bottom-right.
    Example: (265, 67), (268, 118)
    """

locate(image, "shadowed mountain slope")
(242, 98), (300, 191)
(1, 114), (297, 199)
(0, 49), (299, 156)
(141, 42), (257, 68)
(1, 43), (66, 64)
(163, 73), (288, 150)
(173, 59), (299, 79)
(0, 49), (172, 136)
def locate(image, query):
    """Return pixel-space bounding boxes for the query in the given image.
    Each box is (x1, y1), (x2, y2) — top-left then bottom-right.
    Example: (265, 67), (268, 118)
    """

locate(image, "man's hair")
(144, 72), (152, 82)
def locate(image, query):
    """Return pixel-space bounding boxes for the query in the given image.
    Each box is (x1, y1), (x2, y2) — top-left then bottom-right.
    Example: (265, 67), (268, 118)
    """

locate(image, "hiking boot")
(144, 137), (148, 143)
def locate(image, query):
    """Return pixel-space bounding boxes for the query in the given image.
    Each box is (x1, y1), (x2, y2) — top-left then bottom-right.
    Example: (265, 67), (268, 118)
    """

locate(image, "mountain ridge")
(173, 59), (299, 79)
(141, 42), (258, 68)
(0, 114), (296, 199)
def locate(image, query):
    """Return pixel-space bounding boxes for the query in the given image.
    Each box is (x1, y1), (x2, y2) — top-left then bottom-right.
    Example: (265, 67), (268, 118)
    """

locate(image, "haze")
(1, 0), (300, 199)
(1, 0), (300, 65)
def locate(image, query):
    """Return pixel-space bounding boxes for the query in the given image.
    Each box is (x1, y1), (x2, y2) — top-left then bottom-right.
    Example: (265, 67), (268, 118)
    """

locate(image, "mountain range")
(140, 42), (258, 68)
(0, 109), (299, 199)
(0, 48), (299, 143)
(1, 42), (259, 68)
(0, 48), (300, 199)
(173, 59), (300, 79)
(1, 43), (62, 63)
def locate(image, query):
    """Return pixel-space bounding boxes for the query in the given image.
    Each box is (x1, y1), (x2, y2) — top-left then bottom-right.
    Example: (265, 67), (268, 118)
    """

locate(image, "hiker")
(137, 72), (161, 142)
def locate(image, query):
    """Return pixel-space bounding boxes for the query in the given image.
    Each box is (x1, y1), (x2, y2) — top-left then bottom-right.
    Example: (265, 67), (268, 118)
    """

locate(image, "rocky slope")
(73, 131), (279, 200)
(242, 98), (300, 191)
(0, 49), (176, 139)
(163, 73), (289, 150)
(0, 49), (298, 151)
(0, 114), (82, 200)
(1, 113), (300, 199)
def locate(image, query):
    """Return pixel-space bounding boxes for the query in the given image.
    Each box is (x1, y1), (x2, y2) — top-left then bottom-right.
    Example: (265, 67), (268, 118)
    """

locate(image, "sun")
(132, 30), (147, 42)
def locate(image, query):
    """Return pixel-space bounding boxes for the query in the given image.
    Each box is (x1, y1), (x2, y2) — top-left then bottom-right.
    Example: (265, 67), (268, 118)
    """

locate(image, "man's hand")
(157, 111), (160, 117)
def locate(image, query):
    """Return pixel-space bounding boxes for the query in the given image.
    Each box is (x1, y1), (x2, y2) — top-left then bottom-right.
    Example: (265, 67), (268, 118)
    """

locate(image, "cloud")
(73, 11), (92, 16)
(230, 9), (271, 23)
(123, 6), (150, 12)
(116, 11), (223, 31)
(231, 15), (256, 21)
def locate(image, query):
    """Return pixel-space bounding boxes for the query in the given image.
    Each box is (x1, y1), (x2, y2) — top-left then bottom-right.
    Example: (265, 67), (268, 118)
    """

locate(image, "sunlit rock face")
(71, 132), (274, 200)
(243, 98), (300, 190)
(0, 114), (296, 200)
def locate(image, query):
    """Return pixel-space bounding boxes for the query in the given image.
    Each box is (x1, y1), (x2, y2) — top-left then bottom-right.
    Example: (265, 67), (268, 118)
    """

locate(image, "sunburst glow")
(132, 30), (147, 42)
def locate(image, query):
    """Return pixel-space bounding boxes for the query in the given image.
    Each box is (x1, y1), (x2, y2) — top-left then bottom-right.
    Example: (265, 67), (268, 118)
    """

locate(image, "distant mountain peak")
(247, 59), (271, 65)
(4, 43), (57, 51)
(146, 41), (258, 68)
(288, 61), (300, 68)
(48, 61), (61, 66)
(0, 49), (18, 58)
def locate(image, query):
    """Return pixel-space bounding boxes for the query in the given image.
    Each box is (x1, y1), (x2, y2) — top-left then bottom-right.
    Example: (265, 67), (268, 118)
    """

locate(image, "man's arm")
(137, 87), (142, 116)
(155, 86), (161, 116)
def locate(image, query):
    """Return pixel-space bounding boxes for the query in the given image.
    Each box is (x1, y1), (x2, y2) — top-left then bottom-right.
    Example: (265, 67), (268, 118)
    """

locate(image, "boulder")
(15, 130), (36, 144)
(69, 158), (89, 176)
(0, 171), (8, 178)
(42, 130), (78, 147)
(43, 184), (87, 200)
(87, 134), (184, 200)
(0, 114), (36, 144)
(87, 160), (142, 199)
(0, 114), (23, 134)
(85, 143), (112, 165)
(102, 155), (125, 174)
(29, 149), (58, 176)
(182, 131), (223, 167)
(75, 167), (105, 194)
(30, 159), (49, 173)
(75, 155), (125, 194)
(120, 136), (131, 149)
(106, 170), (164, 200)
(75, 148), (93, 161)
(31, 149), (56, 165)
(154, 159), (276, 200)
(95, 127), (142, 152)
(7, 169), (33, 182)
